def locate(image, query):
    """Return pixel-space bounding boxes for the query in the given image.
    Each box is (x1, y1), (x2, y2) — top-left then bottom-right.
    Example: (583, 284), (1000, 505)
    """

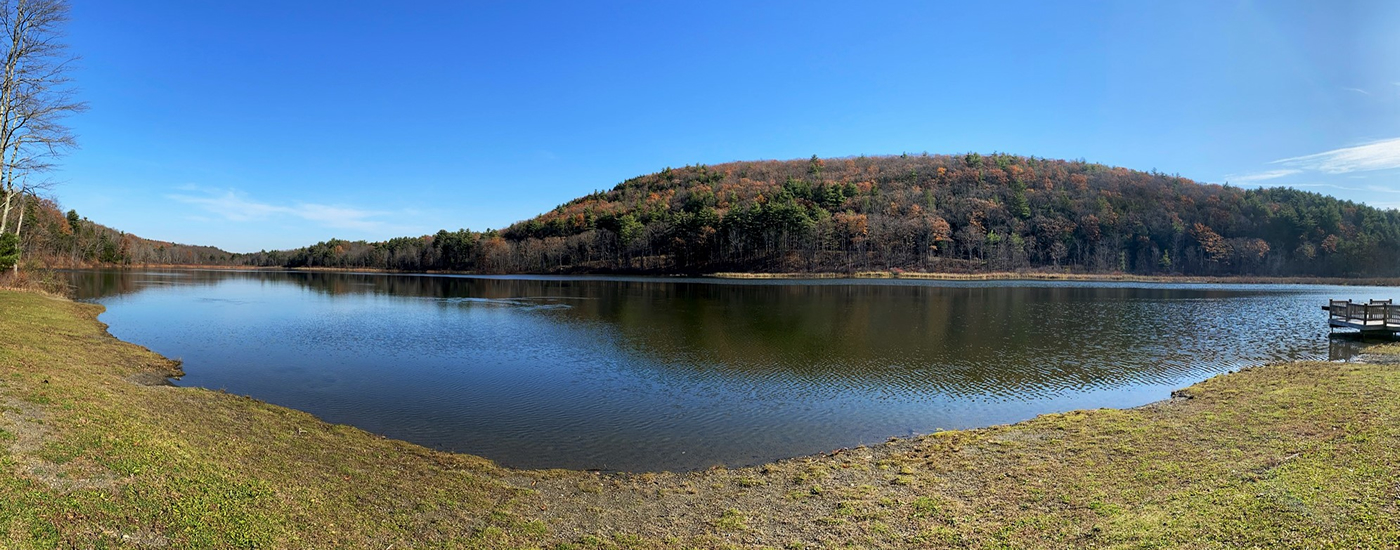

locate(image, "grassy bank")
(1, 289), (1397, 548)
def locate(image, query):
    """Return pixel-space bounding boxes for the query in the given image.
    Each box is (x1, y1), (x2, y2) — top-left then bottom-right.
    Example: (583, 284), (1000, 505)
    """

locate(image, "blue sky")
(55, 0), (1400, 252)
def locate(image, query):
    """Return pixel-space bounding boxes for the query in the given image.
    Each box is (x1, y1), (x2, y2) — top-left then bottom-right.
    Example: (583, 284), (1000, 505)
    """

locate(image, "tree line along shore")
(33, 262), (1400, 290)
(8, 154), (1400, 282)
(2, 288), (1397, 548)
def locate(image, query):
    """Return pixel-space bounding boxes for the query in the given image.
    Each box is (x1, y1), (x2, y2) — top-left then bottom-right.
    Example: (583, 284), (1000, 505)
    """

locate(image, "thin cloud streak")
(1342, 87), (1371, 95)
(1227, 169), (1300, 183)
(1272, 137), (1400, 174)
(167, 187), (412, 234)
(1284, 183), (1400, 196)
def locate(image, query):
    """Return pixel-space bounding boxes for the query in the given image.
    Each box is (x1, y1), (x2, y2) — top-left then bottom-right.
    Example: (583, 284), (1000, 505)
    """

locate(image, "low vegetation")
(2, 289), (1397, 548)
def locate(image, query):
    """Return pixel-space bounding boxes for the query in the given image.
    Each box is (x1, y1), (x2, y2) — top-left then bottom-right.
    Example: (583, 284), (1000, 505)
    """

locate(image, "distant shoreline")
(708, 270), (1400, 286)
(68, 263), (1400, 287)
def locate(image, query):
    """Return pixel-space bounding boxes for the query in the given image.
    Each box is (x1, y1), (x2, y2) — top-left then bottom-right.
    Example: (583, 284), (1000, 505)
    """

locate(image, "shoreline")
(708, 270), (1400, 286)
(56, 263), (1400, 286)
(3, 288), (1397, 547)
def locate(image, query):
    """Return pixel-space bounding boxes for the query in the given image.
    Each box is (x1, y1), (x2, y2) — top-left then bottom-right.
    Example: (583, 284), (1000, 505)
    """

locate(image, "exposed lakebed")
(66, 269), (1397, 471)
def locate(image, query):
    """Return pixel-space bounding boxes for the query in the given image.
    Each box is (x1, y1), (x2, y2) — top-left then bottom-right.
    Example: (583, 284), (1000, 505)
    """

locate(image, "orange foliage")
(1191, 223), (1231, 263)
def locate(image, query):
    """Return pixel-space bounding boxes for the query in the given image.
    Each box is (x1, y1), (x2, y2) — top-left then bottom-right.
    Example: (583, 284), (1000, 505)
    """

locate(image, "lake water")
(65, 269), (1397, 471)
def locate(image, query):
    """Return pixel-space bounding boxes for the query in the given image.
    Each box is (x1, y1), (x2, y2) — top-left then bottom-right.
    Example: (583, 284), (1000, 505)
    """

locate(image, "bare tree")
(6, 174), (53, 270)
(0, 0), (84, 272)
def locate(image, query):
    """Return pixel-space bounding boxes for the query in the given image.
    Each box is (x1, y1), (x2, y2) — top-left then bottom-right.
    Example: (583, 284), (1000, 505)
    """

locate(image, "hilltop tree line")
(225, 154), (1400, 277)
(12, 154), (1400, 278)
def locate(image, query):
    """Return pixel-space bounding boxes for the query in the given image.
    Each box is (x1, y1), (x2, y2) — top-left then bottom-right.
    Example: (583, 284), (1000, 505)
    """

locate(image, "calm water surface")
(65, 270), (1397, 471)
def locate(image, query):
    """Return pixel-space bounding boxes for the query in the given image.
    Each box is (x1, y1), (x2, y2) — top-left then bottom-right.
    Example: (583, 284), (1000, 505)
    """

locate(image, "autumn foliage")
(17, 197), (234, 267)
(246, 153), (1399, 277)
(19, 153), (1400, 278)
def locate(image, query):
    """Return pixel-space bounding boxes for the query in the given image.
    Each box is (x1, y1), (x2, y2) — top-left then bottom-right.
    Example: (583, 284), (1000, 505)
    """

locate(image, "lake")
(64, 269), (1397, 471)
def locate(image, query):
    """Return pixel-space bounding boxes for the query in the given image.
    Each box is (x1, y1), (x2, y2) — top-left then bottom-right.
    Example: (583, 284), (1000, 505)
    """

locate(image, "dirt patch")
(0, 386), (121, 494)
(1362, 353), (1400, 365)
(125, 359), (183, 387)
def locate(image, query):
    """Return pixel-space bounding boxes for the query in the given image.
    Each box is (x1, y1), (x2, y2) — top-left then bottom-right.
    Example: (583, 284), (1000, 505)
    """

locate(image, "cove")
(66, 269), (1396, 471)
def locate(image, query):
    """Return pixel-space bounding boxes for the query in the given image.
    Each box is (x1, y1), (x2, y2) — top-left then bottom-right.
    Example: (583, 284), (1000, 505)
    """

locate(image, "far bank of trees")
(229, 154), (1400, 278)
(15, 154), (1400, 278)
(17, 196), (235, 268)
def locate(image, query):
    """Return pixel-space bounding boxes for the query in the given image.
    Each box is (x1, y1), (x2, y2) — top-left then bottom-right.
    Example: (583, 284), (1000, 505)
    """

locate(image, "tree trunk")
(11, 190), (23, 272)
(0, 186), (10, 233)
(0, 135), (28, 235)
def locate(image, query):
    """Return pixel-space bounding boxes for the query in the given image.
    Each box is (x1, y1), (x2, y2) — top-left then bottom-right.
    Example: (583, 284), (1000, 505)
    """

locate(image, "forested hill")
(243, 153), (1400, 277)
(16, 196), (235, 268)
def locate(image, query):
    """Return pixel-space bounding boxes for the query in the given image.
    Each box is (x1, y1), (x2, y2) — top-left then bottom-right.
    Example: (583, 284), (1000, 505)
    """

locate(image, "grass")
(1368, 342), (1400, 355)
(2, 289), (1398, 548)
(0, 291), (521, 547)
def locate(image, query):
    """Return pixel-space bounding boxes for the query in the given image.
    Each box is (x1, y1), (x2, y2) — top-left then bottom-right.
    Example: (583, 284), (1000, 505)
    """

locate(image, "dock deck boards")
(1324, 300), (1400, 334)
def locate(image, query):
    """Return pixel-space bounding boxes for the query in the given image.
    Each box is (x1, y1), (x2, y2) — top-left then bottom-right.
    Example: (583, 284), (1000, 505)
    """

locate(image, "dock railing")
(1328, 299), (1399, 328)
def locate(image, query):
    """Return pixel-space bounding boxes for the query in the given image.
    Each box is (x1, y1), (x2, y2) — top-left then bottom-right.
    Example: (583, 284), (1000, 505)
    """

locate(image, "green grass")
(1369, 342), (1400, 355)
(2, 289), (1398, 548)
(0, 291), (521, 547)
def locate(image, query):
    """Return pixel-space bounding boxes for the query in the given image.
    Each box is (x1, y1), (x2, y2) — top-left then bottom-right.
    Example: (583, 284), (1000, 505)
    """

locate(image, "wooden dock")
(1324, 299), (1400, 335)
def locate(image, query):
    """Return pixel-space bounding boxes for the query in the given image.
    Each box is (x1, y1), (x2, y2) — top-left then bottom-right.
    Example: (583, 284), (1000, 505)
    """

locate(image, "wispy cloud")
(1287, 183), (1356, 190)
(1226, 169), (1300, 183)
(1286, 183), (1400, 195)
(1343, 87), (1371, 95)
(1272, 137), (1400, 174)
(167, 187), (410, 234)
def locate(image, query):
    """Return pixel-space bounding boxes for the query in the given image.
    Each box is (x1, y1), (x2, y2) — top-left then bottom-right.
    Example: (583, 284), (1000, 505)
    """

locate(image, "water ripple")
(67, 269), (1395, 471)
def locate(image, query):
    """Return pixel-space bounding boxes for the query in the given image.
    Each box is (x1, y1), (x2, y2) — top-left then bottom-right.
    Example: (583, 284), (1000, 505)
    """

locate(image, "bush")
(0, 232), (18, 271)
(0, 267), (68, 297)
